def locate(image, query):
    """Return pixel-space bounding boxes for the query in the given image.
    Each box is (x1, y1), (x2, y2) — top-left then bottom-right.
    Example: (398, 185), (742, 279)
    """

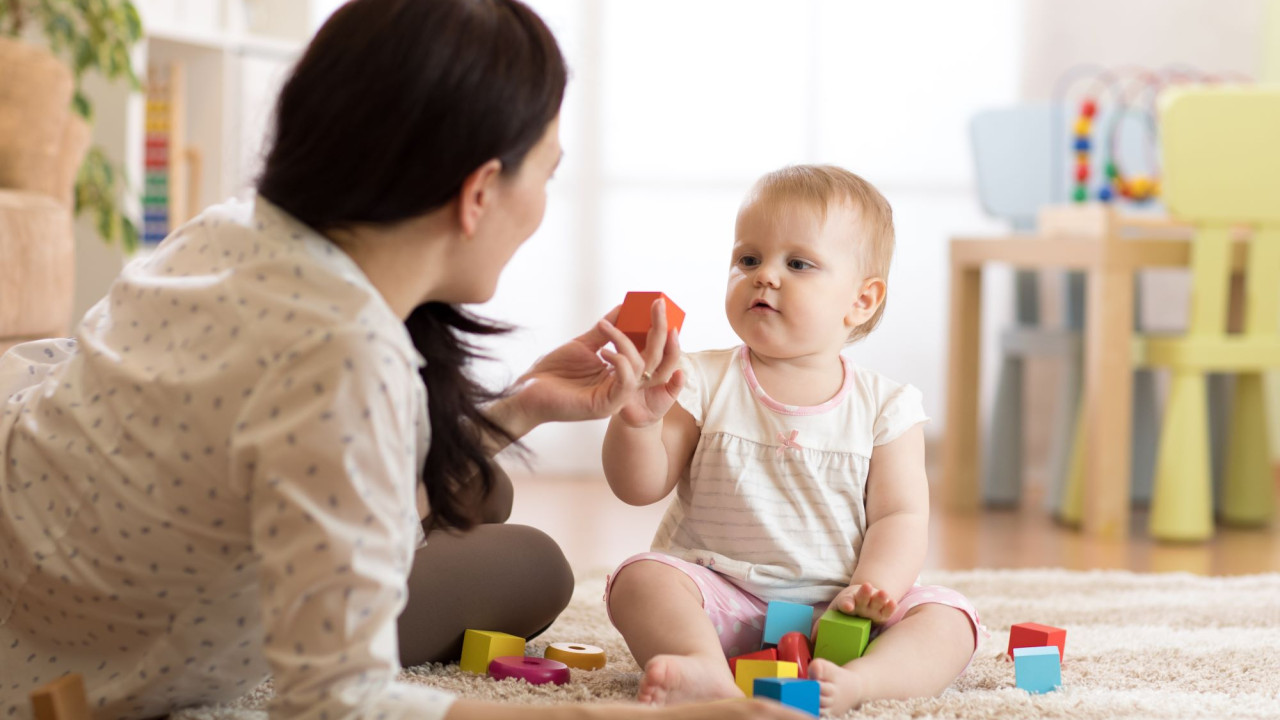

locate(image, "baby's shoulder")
(846, 362), (918, 402)
(845, 361), (929, 446)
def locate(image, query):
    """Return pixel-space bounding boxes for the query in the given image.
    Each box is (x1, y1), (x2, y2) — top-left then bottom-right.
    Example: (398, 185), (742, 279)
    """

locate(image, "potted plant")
(1, 0), (144, 252)
(0, 1), (143, 354)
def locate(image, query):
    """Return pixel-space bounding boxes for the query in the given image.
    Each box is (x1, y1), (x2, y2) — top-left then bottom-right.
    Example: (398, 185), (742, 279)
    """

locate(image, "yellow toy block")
(460, 629), (526, 674)
(734, 659), (798, 697)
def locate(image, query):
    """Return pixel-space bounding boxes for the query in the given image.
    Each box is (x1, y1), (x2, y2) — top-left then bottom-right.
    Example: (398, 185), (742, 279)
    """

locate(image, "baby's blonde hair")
(745, 164), (895, 342)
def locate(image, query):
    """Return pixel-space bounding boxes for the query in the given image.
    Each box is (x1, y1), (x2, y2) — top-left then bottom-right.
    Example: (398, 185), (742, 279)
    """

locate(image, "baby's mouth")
(750, 298), (777, 312)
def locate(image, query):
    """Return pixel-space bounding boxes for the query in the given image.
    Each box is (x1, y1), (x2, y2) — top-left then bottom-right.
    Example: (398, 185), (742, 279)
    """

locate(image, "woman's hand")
(507, 301), (680, 430)
(824, 582), (897, 625)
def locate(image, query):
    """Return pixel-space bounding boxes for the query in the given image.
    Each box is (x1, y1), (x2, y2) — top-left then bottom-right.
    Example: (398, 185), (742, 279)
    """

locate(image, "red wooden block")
(776, 632), (811, 679)
(728, 648), (777, 675)
(1007, 622), (1066, 661)
(616, 292), (685, 352)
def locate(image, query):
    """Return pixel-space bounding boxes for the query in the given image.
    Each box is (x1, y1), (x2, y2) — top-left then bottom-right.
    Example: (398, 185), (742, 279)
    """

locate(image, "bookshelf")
(74, 0), (327, 320)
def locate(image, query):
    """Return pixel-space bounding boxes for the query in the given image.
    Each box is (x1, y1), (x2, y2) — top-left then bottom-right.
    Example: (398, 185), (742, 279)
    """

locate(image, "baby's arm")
(603, 401), (700, 506)
(832, 423), (929, 621)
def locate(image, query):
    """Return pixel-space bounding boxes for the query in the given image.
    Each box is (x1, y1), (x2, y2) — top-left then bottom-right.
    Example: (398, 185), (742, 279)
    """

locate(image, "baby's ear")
(848, 276), (886, 324)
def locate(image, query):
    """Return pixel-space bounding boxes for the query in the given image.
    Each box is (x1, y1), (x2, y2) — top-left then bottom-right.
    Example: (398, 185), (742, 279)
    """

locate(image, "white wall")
(475, 0), (1021, 474)
(75, 0), (1280, 475)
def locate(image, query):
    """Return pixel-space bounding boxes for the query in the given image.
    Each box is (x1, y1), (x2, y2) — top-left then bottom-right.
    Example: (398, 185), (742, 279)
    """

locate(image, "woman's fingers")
(595, 318), (645, 376)
(598, 347), (636, 389)
(577, 306), (625, 351)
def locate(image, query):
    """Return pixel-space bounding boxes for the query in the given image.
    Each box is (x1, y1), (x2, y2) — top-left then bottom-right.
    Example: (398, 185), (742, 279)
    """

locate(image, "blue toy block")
(1013, 645), (1061, 694)
(763, 601), (814, 646)
(753, 678), (820, 717)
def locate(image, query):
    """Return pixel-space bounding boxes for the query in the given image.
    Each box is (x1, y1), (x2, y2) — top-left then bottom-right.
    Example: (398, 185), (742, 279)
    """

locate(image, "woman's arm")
(446, 698), (809, 720)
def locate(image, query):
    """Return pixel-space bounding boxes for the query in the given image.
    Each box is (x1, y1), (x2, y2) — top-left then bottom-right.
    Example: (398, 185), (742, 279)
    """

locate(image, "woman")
(0, 0), (803, 718)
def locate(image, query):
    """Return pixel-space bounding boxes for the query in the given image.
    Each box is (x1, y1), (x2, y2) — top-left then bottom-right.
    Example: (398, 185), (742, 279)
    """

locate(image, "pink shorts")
(605, 552), (981, 664)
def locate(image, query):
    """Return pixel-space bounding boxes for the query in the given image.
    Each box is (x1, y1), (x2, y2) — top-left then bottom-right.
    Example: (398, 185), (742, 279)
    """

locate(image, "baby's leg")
(808, 588), (979, 715)
(606, 558), (741, 705)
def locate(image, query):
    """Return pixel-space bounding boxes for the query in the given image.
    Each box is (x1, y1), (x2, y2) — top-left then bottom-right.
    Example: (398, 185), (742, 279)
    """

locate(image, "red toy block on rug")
(1007, 622), (1066, 661)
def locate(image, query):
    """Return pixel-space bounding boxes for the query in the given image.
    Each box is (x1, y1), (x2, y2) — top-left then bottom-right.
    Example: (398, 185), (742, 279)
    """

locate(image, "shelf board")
(147, 26), (302, 58)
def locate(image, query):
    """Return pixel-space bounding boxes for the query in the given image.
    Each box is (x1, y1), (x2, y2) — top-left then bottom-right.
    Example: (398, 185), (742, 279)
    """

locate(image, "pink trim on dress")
(738, 345), (853, 416)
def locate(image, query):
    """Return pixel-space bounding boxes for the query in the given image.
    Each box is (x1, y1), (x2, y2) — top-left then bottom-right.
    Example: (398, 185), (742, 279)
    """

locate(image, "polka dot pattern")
(0, 198), (453, 720)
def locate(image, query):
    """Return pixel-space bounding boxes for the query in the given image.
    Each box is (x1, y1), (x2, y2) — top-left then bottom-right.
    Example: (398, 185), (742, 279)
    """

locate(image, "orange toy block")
(616, 292), (685, 352)
(728, 647), (777, 675)
(31, 674), (90, 720)
(1007, 622), (1066, 661)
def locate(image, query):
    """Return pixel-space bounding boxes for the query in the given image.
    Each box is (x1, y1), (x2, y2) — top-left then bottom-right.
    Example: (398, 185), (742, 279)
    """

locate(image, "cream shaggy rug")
(176, 569), (1280, 719)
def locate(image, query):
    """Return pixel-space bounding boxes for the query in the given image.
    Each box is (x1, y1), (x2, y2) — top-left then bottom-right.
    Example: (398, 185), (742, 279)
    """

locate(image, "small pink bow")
(775, 429), (802, 457)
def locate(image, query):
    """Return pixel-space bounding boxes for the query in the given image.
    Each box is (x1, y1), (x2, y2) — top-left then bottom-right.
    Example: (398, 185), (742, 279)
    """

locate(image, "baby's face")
(726, 198), (870, 360)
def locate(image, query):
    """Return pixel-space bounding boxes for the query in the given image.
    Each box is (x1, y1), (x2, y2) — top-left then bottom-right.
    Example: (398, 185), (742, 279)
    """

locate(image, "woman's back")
(0, 196), (430, 718)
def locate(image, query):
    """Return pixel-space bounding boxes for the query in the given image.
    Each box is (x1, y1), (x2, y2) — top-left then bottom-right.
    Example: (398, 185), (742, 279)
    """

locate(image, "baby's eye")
(788, 259), (814, 271)
(737, 256), (760, 268)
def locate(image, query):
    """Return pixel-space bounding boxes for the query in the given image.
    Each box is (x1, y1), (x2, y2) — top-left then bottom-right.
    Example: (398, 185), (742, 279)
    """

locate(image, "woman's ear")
(457, 158), (504, 237)
(847, 276), (887, 327)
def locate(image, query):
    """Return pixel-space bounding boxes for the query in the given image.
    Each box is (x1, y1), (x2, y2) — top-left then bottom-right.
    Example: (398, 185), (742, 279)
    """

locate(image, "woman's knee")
(502, 524), (573, 611)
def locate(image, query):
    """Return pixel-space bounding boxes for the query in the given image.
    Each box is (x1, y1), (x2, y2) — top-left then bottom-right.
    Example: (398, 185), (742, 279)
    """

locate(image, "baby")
(600, 165), (980, 715)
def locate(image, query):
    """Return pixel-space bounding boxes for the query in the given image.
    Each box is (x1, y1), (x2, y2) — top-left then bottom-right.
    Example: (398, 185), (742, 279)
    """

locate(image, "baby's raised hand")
(827, 582), (897, 624)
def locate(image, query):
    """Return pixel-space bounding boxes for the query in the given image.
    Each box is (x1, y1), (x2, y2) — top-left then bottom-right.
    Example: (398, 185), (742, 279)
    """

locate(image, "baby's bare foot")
(808, 658), (866, 715)
(637, 654), (742, 706)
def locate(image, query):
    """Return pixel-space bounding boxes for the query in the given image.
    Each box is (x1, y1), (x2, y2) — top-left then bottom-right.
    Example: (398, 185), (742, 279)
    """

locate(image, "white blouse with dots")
(0, 197), (455, 720)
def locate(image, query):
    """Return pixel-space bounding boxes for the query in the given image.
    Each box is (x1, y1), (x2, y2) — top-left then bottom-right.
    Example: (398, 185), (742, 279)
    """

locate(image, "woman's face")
(461, 115), (563, 303)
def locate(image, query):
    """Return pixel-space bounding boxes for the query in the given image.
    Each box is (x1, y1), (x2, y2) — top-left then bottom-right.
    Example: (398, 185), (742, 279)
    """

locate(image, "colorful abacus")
(143, 65), (172, 244)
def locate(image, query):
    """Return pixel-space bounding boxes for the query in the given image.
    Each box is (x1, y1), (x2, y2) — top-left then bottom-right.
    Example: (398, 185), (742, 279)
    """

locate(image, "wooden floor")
(506, 471), (1280, 578)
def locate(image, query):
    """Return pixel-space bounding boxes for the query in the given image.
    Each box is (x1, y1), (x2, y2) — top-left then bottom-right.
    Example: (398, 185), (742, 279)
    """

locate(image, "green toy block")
(812, 608), (872, 665)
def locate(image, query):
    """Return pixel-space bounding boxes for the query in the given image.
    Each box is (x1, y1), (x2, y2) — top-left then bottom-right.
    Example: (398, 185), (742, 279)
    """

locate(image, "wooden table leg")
(944, 259), (982, 512)
(1083, 266), (1134, 539)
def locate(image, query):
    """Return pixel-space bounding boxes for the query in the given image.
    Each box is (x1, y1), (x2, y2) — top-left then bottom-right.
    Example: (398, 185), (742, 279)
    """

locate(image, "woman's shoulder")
(117, 196), (418, 366)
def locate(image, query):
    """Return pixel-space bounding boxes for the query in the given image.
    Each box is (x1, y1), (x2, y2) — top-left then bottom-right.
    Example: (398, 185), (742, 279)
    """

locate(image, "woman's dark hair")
(257, 0), (567, 532)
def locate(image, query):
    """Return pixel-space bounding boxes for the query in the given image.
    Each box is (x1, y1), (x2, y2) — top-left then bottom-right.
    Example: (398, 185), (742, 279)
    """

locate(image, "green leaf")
(121, 216), (140, 254)
(71, 89), (92, 120)
(73, 36), (92, 74)
(123, 1), (141, 41)
(95, 205), (112, 242)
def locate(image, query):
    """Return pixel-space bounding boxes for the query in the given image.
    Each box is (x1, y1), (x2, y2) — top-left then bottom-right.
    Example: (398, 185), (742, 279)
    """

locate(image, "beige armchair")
(0, 38), (91, 356)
